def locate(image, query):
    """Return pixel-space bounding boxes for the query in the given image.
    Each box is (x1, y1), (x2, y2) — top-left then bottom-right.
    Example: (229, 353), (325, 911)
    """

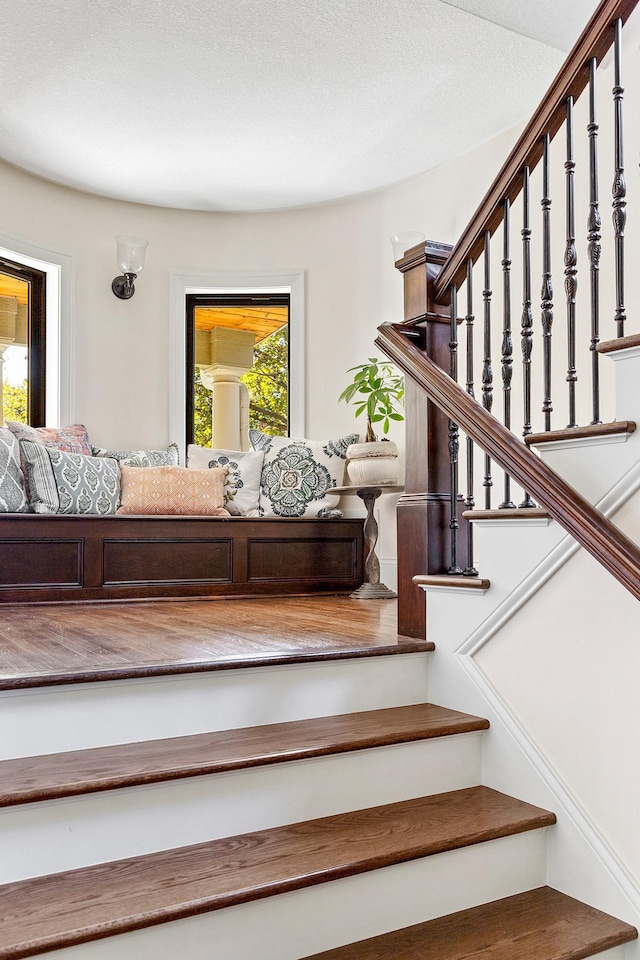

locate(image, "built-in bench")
(0, 514), (364, 603)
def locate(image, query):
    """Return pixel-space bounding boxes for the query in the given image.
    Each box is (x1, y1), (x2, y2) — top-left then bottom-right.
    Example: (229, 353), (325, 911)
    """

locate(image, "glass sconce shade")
(115, 235), (148, 274)
(112, 235), (148, 299)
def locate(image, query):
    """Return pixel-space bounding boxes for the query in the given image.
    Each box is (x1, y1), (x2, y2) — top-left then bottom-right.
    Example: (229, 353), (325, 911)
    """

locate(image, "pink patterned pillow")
(117, 465), (230, 516)
(6, 421), (92, 456)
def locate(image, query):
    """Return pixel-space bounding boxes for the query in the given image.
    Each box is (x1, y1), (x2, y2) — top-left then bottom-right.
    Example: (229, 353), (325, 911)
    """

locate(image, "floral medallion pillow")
(117, 465), (229, 516)
(20, 441), (120, 515)
(6, 421), (92, 456)
(0, 427), (30, 513)
(187, 445), (264, 517)
(92, 443), (180, 467)
(249, 430), (357, 518)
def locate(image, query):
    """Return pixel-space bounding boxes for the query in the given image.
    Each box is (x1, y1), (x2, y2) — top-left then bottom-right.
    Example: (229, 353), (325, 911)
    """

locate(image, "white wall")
(0, 123), (520, 559)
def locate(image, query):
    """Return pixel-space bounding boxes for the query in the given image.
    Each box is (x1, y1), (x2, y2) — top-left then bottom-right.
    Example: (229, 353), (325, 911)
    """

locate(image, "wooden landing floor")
(0, 596), (430, 689)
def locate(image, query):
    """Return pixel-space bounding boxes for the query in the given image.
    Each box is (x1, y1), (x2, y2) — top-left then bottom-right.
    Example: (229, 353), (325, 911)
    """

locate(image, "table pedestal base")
(350, 581), (398, 600)
(332, 483), (403, 601)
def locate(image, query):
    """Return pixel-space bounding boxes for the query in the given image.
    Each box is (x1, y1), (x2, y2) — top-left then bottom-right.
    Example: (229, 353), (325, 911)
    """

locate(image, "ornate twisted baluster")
(540, 134), (554, 433)
(564, 96), (578, 429)
(482, 231), (493, 509)
(587, 58), (602, 424)
(500, 199), (516, 509)
(520, 167), (536, 508)
(448, 284), (462, 575)
(463, 259), (478, 575)
(612, 18), (626, 339)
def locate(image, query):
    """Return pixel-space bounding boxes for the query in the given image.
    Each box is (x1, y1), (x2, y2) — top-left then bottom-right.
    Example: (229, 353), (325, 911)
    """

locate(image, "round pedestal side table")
(333, 484), (404, 599)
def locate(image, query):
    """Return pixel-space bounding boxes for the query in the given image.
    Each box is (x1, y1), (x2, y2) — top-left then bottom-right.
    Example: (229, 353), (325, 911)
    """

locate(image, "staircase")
(0, 633), (636, 959)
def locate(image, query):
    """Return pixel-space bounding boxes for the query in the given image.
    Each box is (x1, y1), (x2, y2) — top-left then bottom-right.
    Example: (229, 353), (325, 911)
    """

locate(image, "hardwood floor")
(0, 596), (430, 689)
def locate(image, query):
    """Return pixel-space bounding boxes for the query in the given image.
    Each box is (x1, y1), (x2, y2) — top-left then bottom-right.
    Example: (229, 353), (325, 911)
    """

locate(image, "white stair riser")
(0, 734), (482, 883)
(26, 830), (548, 960)
(531, 430), (640, 505)
(0, 653), (430, 760)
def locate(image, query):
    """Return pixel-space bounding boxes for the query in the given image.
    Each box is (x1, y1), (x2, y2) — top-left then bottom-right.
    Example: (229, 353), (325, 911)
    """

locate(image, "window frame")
(185, 292), (291, 447)
(170, 270), (305, 455)
(0, 255), (47, 426)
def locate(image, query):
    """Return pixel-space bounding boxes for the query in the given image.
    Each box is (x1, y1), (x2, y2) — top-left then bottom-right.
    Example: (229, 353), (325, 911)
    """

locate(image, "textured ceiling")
(0, 0), (600, 211)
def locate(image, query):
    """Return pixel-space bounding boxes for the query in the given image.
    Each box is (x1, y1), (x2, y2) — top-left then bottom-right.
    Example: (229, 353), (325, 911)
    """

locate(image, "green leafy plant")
(338, 358), (404, 442)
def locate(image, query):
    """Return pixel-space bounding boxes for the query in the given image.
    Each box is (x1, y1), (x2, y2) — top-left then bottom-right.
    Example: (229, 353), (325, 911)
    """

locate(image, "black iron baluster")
(612, 17), (626, 339)
(448, 284), (463, 575)
(541, 134), (554, 432)
(482, 231), (493, 509)
(463, 259), (478, 575)
(565, 96), (578, 429)
(500, 199), (516, 509)
(588, 58), (602, 425)
(520, 166), (536, 508)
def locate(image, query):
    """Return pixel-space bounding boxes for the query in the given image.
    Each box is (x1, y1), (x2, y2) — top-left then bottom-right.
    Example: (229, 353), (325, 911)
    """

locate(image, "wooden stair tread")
(463, 508), (549, 521)
(413, 575), (490, 590)
(0, 786), (555, 959)
(525, 421), (636, 445)
(0, 704), (489, 806)
(0, 638), (435, 692)
(597, 333), (640, 354)
(301, 886), (638, 959)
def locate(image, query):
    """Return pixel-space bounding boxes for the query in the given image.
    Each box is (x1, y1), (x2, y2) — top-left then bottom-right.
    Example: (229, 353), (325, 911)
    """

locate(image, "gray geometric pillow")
(20, 441), (120, 515)
(92, 443), (180, 467)
(0, 427), (30, 513)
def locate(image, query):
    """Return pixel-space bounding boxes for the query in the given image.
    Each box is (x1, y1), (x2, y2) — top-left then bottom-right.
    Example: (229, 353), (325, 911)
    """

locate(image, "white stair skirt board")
(26, 831), (548, 960)
(0, 734), (483, 883)
(0, 653), (430, 760)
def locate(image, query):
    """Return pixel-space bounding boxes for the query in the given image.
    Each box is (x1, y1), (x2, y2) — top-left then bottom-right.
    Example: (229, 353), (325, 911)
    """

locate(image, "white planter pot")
(345, 441), (399, 486)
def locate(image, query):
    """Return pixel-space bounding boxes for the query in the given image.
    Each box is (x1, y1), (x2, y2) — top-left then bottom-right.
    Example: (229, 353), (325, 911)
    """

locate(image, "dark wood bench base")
(0, 515), (364, 603)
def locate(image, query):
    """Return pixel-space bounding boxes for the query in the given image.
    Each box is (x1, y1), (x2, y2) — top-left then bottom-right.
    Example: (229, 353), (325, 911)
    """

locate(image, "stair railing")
(376, 322), (640, 601)
(382, 0), (640, 632)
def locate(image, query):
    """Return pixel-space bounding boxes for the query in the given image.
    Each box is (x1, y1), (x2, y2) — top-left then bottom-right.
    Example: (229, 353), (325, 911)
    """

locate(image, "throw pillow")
(117, 464), (230, 516)
(187, 445), (264, 517)
(248, 430), (357, 518)
(0, 427), (30, 513)
(92, 443), (180, 467)
(6, 421), (92, 456)
(20, 441), (120, 515)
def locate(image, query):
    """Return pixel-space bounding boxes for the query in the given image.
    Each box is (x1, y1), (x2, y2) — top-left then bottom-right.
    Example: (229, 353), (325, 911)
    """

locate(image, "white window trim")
(169, 270), (305, 452)
(0, 233), (73, 427)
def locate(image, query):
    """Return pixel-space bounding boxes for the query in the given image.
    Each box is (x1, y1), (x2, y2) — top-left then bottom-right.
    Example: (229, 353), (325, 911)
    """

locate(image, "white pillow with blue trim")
(186, 445), (264, 516)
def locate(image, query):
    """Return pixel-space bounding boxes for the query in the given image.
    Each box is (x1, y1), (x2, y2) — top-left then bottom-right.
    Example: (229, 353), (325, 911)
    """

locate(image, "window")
(0, 256), (46, 426)
(186, 294), (290, 448)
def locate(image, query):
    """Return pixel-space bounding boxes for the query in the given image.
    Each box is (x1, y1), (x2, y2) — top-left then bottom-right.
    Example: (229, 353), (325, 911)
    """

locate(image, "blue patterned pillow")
(20, 441), (120, 515)
(249, 431), (357, 518)
(0, 428), (30, 513)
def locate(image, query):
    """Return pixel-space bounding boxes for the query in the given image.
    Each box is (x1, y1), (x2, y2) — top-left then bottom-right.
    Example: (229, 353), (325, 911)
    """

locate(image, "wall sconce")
(111, 234), (148, 299)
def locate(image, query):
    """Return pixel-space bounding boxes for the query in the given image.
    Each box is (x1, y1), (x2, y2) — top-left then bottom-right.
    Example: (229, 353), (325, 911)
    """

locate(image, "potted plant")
(338, 357), (404, 484)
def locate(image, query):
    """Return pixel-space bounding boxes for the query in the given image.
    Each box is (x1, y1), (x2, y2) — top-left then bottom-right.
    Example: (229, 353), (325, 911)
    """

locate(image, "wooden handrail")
(434, 0), (639, 301)
(376, 322), (640, 601)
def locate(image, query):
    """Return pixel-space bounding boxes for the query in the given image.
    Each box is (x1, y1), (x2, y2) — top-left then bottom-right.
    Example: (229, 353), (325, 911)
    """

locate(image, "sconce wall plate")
(112, 273), (137, 299)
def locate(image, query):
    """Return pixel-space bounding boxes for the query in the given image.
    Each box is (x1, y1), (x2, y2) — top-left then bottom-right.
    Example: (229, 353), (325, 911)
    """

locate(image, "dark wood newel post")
(393, 240), (465, 639)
